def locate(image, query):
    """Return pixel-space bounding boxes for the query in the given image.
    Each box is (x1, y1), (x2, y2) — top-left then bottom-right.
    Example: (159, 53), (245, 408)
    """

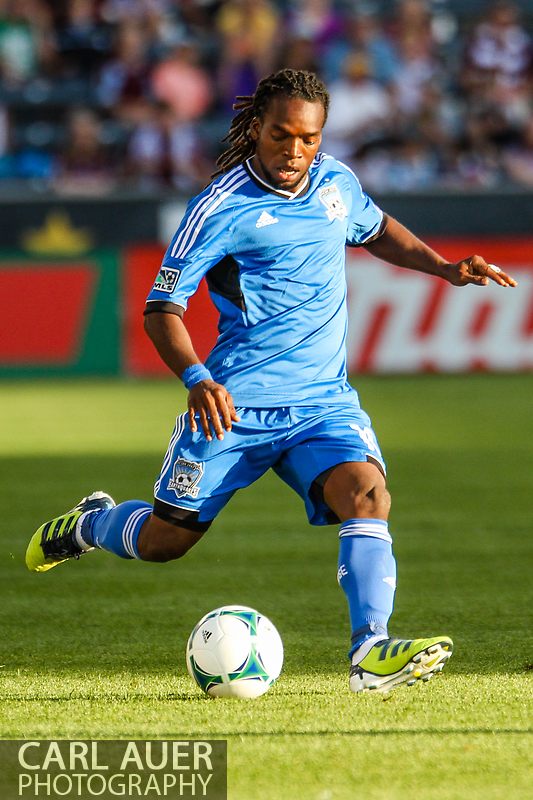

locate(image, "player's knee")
(346, 481), (390, 518)
(137, 518), (204, 562)
(323, 463), (391, 521)
(367, 483), (391, 518)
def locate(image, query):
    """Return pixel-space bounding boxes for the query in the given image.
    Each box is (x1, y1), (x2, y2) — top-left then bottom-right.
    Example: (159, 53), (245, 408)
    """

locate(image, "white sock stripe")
(171, 168), (247, 258)
(122, 511), (141, 558)
(341, 519), (388, 528)
(339, 530), (393, 544)
(341, 521), (388, 530)
(340, 527), (389, 536)
(341, 525), (389, 533)
(122, 508), (151, 558)
(155, 413), (186, 494)
(339, 521), (392, 544)
(128, 508), (151, 556)
(124, 508), (150, 558)
(74, 511), (95, 551)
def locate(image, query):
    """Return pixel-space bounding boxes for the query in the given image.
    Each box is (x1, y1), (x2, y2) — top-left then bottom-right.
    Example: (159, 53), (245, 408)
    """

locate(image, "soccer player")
(26, 70), (517, 693)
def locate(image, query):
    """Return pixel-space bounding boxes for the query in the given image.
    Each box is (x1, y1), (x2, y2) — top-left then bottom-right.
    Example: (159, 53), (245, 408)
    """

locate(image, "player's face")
(250, 96), (325, 193)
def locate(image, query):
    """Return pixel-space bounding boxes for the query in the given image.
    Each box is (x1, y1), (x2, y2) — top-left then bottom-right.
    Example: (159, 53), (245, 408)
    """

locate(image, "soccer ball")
(186, 605), (284, 698)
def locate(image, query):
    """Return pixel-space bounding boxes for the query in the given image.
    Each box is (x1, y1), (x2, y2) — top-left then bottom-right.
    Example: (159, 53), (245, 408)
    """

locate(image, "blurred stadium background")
(2, 8), (532, 796)
(1, 0), (532, 377)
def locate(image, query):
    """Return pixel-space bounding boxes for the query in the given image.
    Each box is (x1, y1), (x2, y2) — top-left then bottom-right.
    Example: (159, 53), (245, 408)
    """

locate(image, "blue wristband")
(182, 364), (212, 389)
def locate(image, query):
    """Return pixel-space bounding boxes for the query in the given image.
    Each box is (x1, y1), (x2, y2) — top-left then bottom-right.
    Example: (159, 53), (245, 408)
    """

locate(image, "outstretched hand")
(188, 380), (240, 442)
(446, 255), (517, 288)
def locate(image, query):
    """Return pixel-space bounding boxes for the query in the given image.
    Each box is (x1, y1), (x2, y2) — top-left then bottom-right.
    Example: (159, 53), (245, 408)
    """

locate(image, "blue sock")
(337, 518), (397, 658)
(80, 501), (152, 560)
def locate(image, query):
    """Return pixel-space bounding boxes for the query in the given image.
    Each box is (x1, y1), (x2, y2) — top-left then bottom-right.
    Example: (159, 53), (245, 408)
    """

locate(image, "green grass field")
(1, 375), (532, 799)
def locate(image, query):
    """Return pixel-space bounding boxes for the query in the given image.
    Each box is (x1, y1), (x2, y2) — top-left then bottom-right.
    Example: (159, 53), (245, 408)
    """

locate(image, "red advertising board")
(0, 265), (95, 363)
(123, 245), (219, 376)
(345, 239), (533, 372)
(0, 252), (120, 376)
(124, 238), (533, 376)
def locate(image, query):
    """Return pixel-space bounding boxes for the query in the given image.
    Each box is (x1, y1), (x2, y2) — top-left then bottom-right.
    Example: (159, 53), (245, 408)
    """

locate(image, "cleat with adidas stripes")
(25, 492), (115, 573)
(349, 635), (453, 694)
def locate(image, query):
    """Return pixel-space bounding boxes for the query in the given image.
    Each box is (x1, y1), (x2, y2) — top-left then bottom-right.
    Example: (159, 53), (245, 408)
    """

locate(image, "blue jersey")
(146, 154), (383, 407)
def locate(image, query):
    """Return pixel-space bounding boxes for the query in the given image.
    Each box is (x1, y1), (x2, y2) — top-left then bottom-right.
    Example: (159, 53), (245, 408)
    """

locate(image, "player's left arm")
(364, 214), (517, 288)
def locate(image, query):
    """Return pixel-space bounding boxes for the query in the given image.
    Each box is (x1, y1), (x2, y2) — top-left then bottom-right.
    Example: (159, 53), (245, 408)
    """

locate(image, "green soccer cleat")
(350, 635), (453, 694)
(25, 491), (115, 573)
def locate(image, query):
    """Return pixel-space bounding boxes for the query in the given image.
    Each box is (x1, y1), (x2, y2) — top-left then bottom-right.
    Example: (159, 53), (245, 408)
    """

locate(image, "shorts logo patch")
(349, 423), (378, 452)
(318, 183), (347, 221)
(168, 457), (203, 498)
(154, 266), (181, 293)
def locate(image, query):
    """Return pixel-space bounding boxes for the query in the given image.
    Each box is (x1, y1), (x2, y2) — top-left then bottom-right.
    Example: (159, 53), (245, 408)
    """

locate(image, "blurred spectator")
(0, 0), (533, 194)
(0, 0), (55, 87)
(100, 0), (180, 53)
(53, 107), (116, 195)
(407, 83), (461, 181)
(172, 0), (224, 51)
(355, 135), (440, 192)
(96, 20), (153, 123)
(126, 99), (211, 192)
(285, 0), (342, 54)
(55, 0), (111, 83)
(276, 35), (321, 74)
(386, 137), (440, 190)
(322, 53), (392, 162)
(151, 40), (213, 122)
(100, 0), (170, 26)
(98, 0), (171, 37)
(392, 32), (441, 118)
(503, 114), (533, 186)
(322, 8), (399, 85)
(388, 0), (434, 53)
(216, 0), (280, 108)
(0, 104), (52, 180)
(446, 106), (506, 188)
(462, 1), (533, 126)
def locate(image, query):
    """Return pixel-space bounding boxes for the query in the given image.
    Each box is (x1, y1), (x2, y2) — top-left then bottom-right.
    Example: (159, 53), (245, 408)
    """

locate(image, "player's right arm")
(144, 311), (239, 442)
(144, 173), (244, 440)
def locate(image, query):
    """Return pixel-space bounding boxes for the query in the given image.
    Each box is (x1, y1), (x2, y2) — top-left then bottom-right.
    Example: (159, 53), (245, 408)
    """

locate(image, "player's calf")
(136, 516), (205, 562)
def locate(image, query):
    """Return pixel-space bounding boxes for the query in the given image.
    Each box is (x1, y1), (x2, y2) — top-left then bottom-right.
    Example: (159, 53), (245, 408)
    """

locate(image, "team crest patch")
(168, 457), (204, 498)
(318, 183), (347, 221)
(154, 266), (181, 293)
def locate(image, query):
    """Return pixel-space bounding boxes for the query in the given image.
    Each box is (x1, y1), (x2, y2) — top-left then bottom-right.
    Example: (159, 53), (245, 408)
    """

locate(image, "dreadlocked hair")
(212, 69), (329, 178)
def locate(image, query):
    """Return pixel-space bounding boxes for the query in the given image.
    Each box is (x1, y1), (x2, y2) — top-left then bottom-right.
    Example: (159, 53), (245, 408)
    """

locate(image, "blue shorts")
(153, 403), (385, 528)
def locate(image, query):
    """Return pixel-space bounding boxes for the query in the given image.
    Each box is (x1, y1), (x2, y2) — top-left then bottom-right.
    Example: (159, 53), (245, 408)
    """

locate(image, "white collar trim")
(246, 158), (309, 199)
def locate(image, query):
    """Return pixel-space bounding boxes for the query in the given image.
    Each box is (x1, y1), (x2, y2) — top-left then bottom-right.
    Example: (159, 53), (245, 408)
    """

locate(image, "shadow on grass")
(1, 454), (531, 679)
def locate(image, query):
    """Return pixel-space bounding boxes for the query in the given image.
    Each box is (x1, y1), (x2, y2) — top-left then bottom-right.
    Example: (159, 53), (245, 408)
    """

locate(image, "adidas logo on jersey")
(256, 211), (279, 228)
